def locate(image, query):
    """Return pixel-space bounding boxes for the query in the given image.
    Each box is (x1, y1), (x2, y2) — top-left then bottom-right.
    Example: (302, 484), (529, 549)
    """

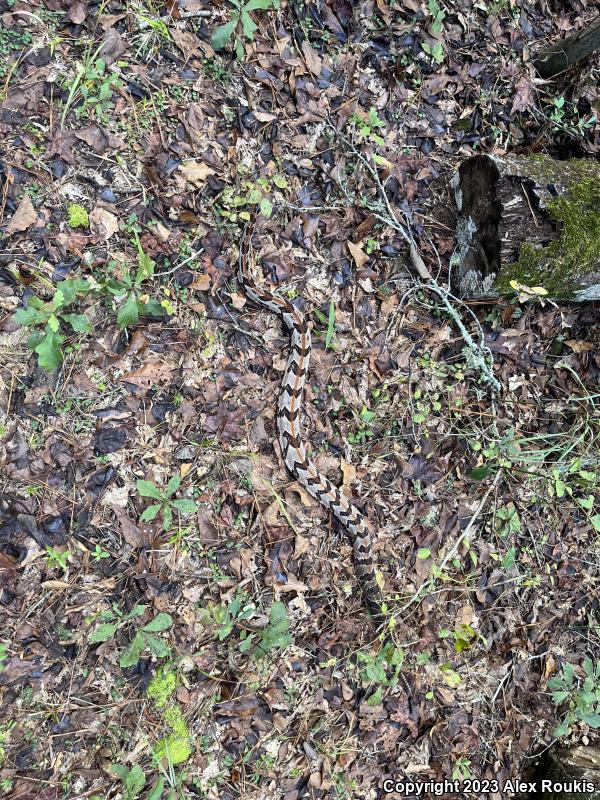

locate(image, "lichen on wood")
(452, 154), (600, 301)
(497, 176), (600, 300)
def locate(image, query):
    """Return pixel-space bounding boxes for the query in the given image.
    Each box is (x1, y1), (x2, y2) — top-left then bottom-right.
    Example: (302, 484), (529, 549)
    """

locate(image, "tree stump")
(451, 154), (600, 301)
(537, 746), (600, 800)
(534, 15), (600, 79)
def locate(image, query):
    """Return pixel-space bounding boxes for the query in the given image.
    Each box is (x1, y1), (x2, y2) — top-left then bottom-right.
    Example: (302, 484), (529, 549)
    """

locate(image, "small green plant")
(211, 0), (280, 60)
(75, 57), (123, 124)
(494, 503), (521, 538)
(198, 593), (257, 642)
(252, 601), (292, 658)
(218, 174), (287, 222)
(0, 644), (8, 672)
(13, 278), (92, 370)
(89, 604), (173, 668)
(350, 107), (386, 144)
(438, 624), (480, 654)
(452, 757), (473, 780)
(428, 0), (446, 32)
(0, 25), (33, 81)
(357, 641), (405, 704)
(548, 659), (600, 737)
(422, 40), (445, 64)
(199, 597), (291, 658)
(0, 722), (16, 767)
(44, 546), (70, 572)
(91, 544), (110, 561)
(96, 233), (165, 328)
(67, 203), (89, 229)
(137, 475), (199, 531)
(546, 95), (596, 139)
(111, 764), (164, 800)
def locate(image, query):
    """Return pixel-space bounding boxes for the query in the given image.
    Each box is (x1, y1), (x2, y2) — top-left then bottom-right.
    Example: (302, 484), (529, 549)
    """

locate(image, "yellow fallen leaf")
(179, 161), (216, 187)
(347, 240), (369, 268)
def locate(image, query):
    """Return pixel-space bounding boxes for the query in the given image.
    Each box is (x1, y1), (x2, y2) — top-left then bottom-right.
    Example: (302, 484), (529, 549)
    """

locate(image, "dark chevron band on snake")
(237, 219), (384, 618)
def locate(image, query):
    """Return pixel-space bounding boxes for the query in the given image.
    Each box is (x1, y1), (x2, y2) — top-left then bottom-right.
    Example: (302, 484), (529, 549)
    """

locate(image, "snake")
(237, 217), (384, 618)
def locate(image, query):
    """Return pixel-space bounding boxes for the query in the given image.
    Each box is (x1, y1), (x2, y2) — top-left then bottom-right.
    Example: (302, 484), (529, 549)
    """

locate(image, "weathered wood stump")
(451, 154), (600, 301)
(534, 15), (600, 79)
(537, 746), (600, 800)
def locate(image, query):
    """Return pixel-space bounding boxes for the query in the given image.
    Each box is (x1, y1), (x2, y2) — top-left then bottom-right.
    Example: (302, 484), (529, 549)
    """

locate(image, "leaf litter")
(0, 1), (599, 798)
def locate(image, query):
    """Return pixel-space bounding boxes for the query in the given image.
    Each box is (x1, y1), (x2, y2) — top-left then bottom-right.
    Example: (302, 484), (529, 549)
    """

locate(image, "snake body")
(237, 220), (383, 617)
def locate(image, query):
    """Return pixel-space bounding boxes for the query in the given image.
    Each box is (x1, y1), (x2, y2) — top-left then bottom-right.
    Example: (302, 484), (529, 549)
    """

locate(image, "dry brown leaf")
(347, 240), (369, 268)
(294, 533), (311, 559)
(68, 2), (86, 24)
(190, 274), (211, 291)
(230, 292), (246, 310)
(179, 161), (216, 187)
(565, 339), (594, 353)
(511, 75), (536, 114)
(455, 604), (474, 626)
(340, 458), (356, 489)
(110, 504), (150, 548)
(119, 362), (174, 387)
(171, 28), (200, 58)
(5, 195), (37, 235)
(90, 207), (119, 241)
(41, 580), (71, 589)
(301, 40), (322, 76)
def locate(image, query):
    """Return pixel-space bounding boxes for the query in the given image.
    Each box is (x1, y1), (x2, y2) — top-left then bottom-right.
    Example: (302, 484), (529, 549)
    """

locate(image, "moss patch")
(147, 667), (192, 766)
(154, 705), (192, 765)
(147, 667), (177, 709)
(496, 177), (600, 298)
(67, 203), (89, 229)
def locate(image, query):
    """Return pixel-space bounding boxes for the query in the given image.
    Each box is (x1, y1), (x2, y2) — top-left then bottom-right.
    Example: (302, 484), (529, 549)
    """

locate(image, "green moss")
(154, 705), (192, 765)
(496, 177), (600, 298)
(148, 667), (192, 766)
(67, 203), (89, 229)
(147, 667), (177, 709)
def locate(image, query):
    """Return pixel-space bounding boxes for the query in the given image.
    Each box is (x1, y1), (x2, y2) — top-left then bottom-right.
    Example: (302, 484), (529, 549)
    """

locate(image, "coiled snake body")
(237, 220), (383, 617)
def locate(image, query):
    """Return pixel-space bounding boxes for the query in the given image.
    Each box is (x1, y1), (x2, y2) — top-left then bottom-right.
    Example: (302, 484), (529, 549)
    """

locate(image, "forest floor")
(0, 1), (599, 799)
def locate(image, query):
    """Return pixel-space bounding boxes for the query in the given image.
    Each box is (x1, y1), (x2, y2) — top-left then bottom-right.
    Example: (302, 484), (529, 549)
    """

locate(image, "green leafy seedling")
(251, 601), (292, 658)
(137, 475), (199, 531)
(211, 0), (280, 60)
(13, 278), (92, 370)
(111, 764), (146, 800)
(97, 232), (165, 328)
(89, 604), (173, 668)
(549, 659), (600, 737)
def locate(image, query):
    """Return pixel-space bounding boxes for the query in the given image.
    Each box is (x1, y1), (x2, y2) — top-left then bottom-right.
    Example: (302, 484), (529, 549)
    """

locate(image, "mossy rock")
(452, 154), (600, 301)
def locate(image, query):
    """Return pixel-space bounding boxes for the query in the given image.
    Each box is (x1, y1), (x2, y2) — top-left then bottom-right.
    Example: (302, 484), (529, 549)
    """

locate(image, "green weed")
(13, 277), (92, 370)
(137, 475), (199, 531)
(89, 605), (173, 668)
(211, 0), (280, 60)
(549, 659), (600, 737)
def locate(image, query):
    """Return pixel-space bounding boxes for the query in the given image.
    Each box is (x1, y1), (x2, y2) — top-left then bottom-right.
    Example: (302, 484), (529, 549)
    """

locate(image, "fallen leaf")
(41, 580), (71, 589)
(511, 75), (536, 114)
(68, 2), (86, 23)
(90, 207), (119, 241)
(565, 339), (594, 353)
(347, 240), (369, 268)
(171, 28), (200, 59)
(5, 196), (37, 235)
(179, 161), (216, 187)
(302, 40), (323, 76)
